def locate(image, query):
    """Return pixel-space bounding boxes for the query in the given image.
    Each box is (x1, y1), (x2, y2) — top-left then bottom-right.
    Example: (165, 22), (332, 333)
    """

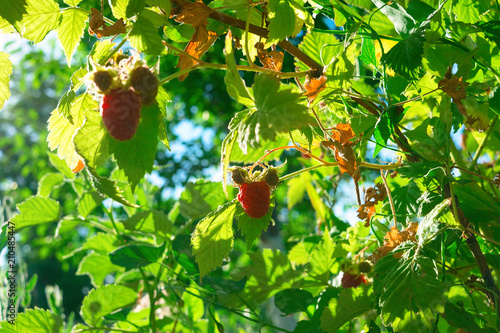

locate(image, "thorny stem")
(380, 170), (397, 227)
(103, 202), (124, 242)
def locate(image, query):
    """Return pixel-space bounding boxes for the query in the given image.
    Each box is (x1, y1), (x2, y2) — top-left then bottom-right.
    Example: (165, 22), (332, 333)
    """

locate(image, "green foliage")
(1, 0), (500, 332)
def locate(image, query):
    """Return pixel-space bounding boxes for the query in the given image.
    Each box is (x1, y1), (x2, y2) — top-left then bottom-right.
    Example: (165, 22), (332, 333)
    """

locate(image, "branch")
(444, 182), (500, 314)
(170, 0), (323, 74)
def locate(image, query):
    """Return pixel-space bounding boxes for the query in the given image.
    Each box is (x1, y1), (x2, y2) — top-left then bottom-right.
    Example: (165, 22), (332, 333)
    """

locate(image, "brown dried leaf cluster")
(257, 47), (284, 72)
(371, 222), (419, 263)
(304, 75), (327, 102)
(173, 1), (217, 81)
(357, 183), (387, 226)
(88, 8), (126, 38)
(174, 1), (212, 27)
(322, 124), (360, 181)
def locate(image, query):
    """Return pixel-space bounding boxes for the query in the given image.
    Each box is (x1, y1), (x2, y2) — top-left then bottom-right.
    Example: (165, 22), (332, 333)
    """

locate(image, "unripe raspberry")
(237, 182), (271, 218)
(101, 88), (141, 141)
(229, 167), (248, 185)
(93, 70), (113, 93)
(358, 261), (372, 273)
(264, 168), (279, 186)
(130, 66), (159, 106)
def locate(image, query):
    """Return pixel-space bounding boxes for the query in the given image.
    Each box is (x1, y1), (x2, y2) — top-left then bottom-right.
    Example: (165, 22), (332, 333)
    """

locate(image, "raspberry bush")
(0, 0), (500, 332)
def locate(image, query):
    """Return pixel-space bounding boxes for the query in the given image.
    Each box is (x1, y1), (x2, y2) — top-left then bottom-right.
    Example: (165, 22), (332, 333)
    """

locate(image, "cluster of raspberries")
(90, 59), (159, 141)
(230, 166), (280, 219)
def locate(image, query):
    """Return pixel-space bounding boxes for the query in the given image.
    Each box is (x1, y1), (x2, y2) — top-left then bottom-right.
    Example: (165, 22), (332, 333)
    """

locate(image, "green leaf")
(146, 0), (170, 12)
(287, 173), (307, 209)
(64, 0), (83, 6)
(381, 31), (425, 80)
(452, 0), (483, 24)
(274, 289), (315, 315)
(221, 129), (238, 194)
(77, 252), (124, 286)
(55, 218), (80, 237)
(37, 173), (65, 198)
(56, 90), (76, 123)
(109, 242), (166, 268)
(442, 300), (498, 333)
(391, 182), (421, 223)
(230, 249), (302, 306)
(156, 86), (171, 149)
(179, 180), (228, 220)
(81, 284), (137, 326)
(129, 14), (164, 55)
(123, 210), (172, 239)
(417, 198), (453, 246)
(47, 152), (75, 179)
(57, 8), (87, 66)
(224, 33), (254, 107)
(86, 168), (140, 208)
(454, 183), (500, 222)
(0, 308), (63, 333)
(235, 74), (314, 153)
(47, 93), (97, 170)
(478, 21), (500, 49)
(0, 0), (25, 34)
(320, 286), (373, 333)
(77, 192), (105, 218)
(360, 37), (377, 68)
(21, 0), (61, 43)
(309, 230), (336, 280)
(236, 198), (274, 247)
(110, 0), (145, 19)
(89, 40), (116, 65)
(191, 200), (237, 278)
(0, 52), (12, 111)
(371, 0), (415, 38)
(74, 110), (110, 169)
(267, 0), (296, 44)
(374, 254), (445, 331)
(296, 31), (340, 70)
(112, 104), (160, 191)
(11, 196), (60, 230)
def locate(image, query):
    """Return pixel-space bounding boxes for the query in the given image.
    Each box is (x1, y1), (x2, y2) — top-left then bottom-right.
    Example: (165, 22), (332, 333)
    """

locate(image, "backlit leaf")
(0, 308), (63, 333)
(81, 284), (137, 326)
(11, 196), (60, 230)
(191, 200), (237, 278)
(0, 52), (12, 111)
(57, 8), (88, 66)
(74, 110), (110, 169)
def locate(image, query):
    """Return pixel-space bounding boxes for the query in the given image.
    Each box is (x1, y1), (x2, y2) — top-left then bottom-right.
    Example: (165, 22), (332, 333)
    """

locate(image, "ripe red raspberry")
(101, 88), (141, 141)
(237, 182), (270, 218)
(341, 272), (367, 289)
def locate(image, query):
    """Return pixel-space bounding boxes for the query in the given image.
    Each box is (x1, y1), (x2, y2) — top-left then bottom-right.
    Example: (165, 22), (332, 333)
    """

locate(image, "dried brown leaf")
(358, 183), (387, 225)
(177, 26), (217, 81)
(322, 124), (360, 181)
(303, 75), (327, 102)
(174, 1), (212, 28)
(88, 8), (126, 38)
(439, 73), (469, 116)
(371, 222), (419, 263)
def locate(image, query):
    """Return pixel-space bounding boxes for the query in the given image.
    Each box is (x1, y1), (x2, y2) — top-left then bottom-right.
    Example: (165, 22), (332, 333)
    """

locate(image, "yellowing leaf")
(0, 52), (12, 111)
(57, 8), (88, 66)
(47, 93), (98, 169)
(174, 0), (212, 27)
(21, 0), (61, 43)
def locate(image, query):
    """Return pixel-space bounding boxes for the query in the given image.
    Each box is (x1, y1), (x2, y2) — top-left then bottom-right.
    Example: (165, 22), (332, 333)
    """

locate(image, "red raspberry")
(237, 182), (271, 218)
(101, 88), (141, 141)
(341, 272), (367, 289)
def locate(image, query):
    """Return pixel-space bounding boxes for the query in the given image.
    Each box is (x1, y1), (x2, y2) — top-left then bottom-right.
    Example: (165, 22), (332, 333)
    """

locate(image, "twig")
(470, 115), (498, 171)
